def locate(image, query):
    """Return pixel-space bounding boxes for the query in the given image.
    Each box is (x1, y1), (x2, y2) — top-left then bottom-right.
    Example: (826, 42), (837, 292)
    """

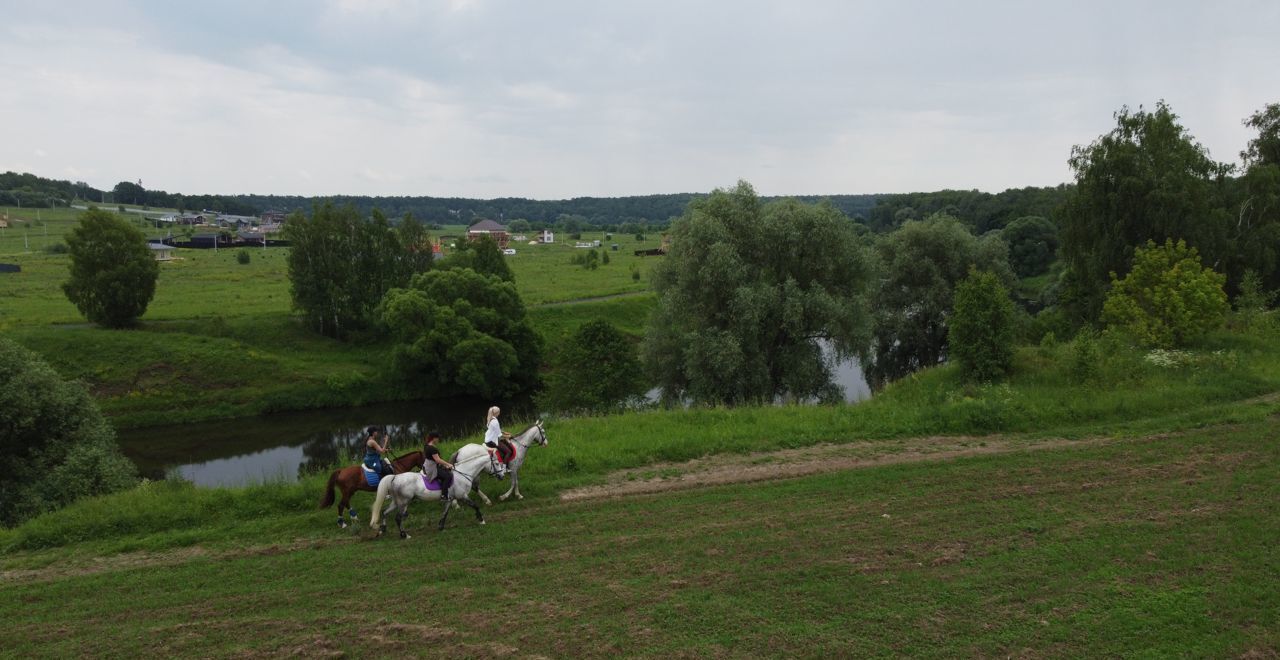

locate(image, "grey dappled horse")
(369, 443), (506, 539)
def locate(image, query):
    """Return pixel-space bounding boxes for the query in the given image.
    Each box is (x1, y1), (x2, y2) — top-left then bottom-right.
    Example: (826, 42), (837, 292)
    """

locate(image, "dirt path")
(532, 291), (651, 307)
(558, 434), (1125, 502)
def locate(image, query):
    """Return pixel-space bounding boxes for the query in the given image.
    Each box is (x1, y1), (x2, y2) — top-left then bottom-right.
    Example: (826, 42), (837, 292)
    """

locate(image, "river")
(117, 357), (870, 487)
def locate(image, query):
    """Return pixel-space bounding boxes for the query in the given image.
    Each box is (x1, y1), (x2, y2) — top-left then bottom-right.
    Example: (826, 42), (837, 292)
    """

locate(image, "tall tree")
(62, 207), (160, 328)
(866, 214), (1012, 389)
(539, 320), (645, 414)
(1060, 101), (1232, 323)
(642, 181), (873, 405)
(378, 268), (541, 398)
(284, 203), (423, 338)
(1234, 103), (1280, 294)
(112, 180), (146, 206)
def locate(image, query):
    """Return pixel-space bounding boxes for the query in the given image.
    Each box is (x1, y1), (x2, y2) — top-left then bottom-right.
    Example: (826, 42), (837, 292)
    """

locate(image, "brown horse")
(320, 451), (426, 528)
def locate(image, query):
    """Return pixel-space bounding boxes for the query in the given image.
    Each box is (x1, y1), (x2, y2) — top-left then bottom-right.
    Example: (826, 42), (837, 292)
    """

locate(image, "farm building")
(148, 243), (176, 261)
(467, 219), (510, 248)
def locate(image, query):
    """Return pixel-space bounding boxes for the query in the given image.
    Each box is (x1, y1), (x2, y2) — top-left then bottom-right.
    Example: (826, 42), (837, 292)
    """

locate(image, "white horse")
(463, 420), (548, 506)
(369, 443), (507, 539)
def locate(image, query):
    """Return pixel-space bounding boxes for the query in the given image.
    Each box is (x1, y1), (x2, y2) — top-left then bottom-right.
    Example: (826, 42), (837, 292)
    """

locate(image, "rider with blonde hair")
(484, 405), (513, 462)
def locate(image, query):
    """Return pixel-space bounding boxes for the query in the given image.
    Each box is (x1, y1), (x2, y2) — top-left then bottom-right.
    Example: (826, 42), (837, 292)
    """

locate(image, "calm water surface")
(119, 357), (870, 487)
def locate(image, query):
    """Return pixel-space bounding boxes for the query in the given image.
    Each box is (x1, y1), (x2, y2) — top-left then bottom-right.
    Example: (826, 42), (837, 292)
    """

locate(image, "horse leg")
(501, 472), (521, 501)
(437, 494), (453, 531)
(396, 505), (411, 540)
(459, 497), (485, 525)
(338, 492), (351, 528)
(473, 481), (492, 506)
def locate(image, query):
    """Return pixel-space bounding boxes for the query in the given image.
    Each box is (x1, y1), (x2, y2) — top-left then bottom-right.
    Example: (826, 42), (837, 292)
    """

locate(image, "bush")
(949, 268), (1016, 382)
(539, 320), (646, 414)
(44, 242), (69, 254)
(1102, 239), (1228, 348)
(63, 207), (159, 328)
(0, 338), (137, 527)
(1069, 328), (1101, 384)
(236, 249), (251, 264)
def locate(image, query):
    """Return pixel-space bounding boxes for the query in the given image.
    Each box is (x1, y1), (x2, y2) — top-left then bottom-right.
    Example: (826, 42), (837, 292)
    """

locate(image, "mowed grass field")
(1, 419), (1276, 657)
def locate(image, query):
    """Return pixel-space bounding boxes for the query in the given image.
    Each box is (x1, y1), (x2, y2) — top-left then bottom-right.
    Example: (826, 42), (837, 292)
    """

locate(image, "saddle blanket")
(361, 465), (381, 488)
(421, 475), (443, 491)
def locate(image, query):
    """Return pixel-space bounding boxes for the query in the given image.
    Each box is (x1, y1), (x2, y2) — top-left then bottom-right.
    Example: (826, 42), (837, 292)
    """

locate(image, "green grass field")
(1, 206), (664, 426)
(1, 416), (1276, 657)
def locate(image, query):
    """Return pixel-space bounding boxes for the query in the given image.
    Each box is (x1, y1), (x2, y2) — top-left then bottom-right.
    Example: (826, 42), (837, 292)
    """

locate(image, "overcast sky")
(2, 1), (1277, 199)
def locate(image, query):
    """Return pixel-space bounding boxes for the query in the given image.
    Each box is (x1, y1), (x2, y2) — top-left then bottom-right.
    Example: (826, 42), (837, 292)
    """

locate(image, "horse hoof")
(479, 520), (486, 525)
(516, 494), (524, 500)
(400, 531), (409, 539)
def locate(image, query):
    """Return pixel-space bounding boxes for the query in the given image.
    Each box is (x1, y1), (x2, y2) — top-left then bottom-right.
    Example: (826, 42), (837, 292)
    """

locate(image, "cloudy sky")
(2, 1), (1277, 199)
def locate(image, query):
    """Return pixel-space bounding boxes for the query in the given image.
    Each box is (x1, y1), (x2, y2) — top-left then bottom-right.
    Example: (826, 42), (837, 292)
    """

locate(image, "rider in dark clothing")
(362, 426), (395, 477)
(422, 431), (454, 499)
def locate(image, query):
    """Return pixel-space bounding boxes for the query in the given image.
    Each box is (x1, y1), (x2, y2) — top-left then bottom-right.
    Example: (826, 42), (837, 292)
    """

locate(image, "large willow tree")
(642, 181), (873, 405)
(1060, 101), (1232, 324)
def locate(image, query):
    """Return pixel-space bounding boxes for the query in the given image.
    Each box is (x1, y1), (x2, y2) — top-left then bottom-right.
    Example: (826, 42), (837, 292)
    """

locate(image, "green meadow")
(1, 205), (663, 426)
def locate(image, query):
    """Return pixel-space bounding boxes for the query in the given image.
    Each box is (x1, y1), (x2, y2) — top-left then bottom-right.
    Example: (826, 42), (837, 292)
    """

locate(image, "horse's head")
(532, 419), (548, 447)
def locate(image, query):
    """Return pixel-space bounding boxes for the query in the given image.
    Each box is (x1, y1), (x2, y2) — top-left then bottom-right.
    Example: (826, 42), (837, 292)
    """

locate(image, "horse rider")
(484, 405), (514, 463)
(362, 426), (395, 478)
(422, 430), (454, 500)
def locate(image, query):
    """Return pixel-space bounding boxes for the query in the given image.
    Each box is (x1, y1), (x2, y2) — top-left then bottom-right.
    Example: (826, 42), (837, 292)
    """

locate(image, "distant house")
(237, 230), (266, 246)
(467, 219), (510, 248)
(261, 210), (287, 224)
(538, 229), (554, 243)
(189, 233), (223, 248)
(148, 242), (176, 261)
(219, 214), (257, 227)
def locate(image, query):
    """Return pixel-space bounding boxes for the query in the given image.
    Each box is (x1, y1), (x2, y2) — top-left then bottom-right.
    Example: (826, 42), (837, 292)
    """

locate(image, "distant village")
(146, 214), (563, 261)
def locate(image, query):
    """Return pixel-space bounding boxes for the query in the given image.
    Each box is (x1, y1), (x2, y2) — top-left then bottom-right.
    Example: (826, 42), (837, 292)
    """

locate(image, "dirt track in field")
(558, 434), (1127, 502)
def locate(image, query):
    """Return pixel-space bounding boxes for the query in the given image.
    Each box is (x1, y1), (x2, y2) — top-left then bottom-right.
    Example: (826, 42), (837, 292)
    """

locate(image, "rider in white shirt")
(484, 405), (512, 460)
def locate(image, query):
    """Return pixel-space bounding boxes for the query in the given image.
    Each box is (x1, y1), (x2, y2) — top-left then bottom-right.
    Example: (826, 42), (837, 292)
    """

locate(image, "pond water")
(118, 357), (870, 487)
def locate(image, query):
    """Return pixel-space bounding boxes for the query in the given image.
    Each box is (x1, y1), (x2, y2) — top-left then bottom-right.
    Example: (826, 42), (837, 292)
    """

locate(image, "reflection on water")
(115, 397), (530, 487)
(118, 355), (870, 488)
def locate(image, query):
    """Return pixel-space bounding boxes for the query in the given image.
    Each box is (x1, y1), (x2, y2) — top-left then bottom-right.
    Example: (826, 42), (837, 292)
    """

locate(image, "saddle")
(495, 440), (516, 464)
(361, 464), (381, 488)
(421, 474), (443, 491)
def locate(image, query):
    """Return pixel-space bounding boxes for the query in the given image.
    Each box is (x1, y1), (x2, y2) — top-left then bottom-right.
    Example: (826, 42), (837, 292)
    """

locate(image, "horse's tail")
(370, 475), (393, 528)
(319, 469), (340, 509)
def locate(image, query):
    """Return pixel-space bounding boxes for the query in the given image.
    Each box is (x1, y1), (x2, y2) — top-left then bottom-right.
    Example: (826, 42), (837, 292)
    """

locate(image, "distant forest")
(2, 170), (1072, 234)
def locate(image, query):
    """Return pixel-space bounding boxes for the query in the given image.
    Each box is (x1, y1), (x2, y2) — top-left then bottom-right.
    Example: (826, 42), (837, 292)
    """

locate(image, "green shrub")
(0, 338), (137, 527)
(1069, 328), (1101, 384)
(1102, 239), (1228, 348)
(949, 268), (1016, 382)
(44, 242), (69, 254)
(236, 249), (251, 264)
